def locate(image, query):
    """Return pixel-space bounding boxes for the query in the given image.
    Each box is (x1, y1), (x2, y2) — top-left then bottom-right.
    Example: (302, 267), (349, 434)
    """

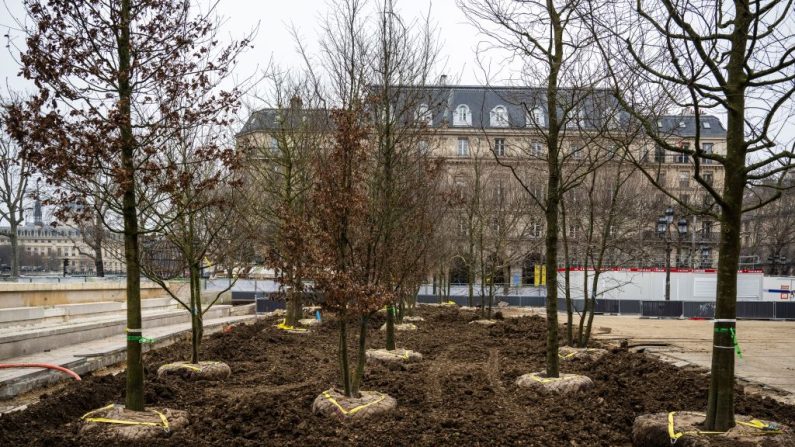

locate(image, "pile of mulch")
(1, 306), (794, 446)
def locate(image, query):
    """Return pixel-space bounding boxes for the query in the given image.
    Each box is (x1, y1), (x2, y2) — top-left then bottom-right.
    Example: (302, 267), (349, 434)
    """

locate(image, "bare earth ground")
(1, 306), (794, 446)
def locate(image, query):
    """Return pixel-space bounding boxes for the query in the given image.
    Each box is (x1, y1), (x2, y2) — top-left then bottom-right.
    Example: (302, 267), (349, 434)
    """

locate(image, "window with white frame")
(416, 103), (433, 126)
(702, 120), (711, 129)
(454, 104), (471, 126)
(531, 141), (544, 157)
(494, 138), (505, 156)
(418, 139), (430, 155)
(269, 136), (280, 154)
(528, 107), (545, 127)
(570, 143), (584, 159)
(457, 137), (470, 157)
(701, 143), (714, 164)
(490, 105), (509, 127)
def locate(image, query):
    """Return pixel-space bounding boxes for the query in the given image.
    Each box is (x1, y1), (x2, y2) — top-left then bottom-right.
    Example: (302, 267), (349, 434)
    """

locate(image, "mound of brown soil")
(2, 307), (794, 446)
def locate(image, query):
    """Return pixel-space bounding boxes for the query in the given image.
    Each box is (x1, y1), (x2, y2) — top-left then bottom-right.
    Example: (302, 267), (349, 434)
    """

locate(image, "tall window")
(418, 139), (430, 155)
(570, 143), (583, 159)
(528, 107), (545, 127)
(701, 143), (714, 164)
(494, 138), (505, 156)
(454, 104), (471, 126)
(457, 137), (470, 157)
(679, 171), (690, 188)
(490, 105), (509, 127)
(703, 171), (714, 186)
(654, 145), (665, 162)
(675, 143), (690, 163)
(416, 103), (433, 126)
(530, 141), (544, 157)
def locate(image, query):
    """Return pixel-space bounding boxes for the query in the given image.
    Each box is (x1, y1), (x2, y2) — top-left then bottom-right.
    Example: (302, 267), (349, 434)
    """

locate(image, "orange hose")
(0, 363), (82, 381)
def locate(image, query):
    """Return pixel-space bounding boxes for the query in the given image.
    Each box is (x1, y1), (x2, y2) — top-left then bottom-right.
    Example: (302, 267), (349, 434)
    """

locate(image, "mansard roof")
(238, 84), (726, 138)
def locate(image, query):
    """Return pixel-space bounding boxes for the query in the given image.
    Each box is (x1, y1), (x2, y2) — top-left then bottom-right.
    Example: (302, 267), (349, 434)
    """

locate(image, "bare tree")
(460, 0), (619, 378)
(0, 108), (30, 278)
(5, 0), (250, 411)
(590, 0), (795, 430)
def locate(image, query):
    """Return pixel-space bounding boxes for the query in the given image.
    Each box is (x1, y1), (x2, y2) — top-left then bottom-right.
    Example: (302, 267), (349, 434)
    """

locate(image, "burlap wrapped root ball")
(402, 315), (424, 322)
(80, 404), (189, 440)
(515, 372), (593, 394)
(558, 346), (608, 361)
(379, 323), (417, 332)
(469, 319), (497, 326)
(298, 318), (320, 326)
(157, 361), (231, 381)
(365, 348), (423, 365)
(632, 411), (794, 447)
(312, 388), (397, 419)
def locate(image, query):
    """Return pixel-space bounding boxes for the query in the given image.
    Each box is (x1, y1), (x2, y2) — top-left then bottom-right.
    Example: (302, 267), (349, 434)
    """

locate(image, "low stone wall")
(0, 281), (167, 309)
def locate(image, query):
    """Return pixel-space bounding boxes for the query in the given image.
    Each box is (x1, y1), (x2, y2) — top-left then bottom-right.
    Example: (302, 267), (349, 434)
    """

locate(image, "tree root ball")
(558, 346), (609, 361)
(156, 361), (231, 381)
(632, 411), (794, 447)
(402, 316), (424, 322)
(79, 404), (189, 441)
(469, 319), (497, 326)
(365, 348), (423, 365)
(379, 323), (417, 332)
(312, 388), (397, 419)
(515, 372), (593, 395)
(298, 318), (320, 326)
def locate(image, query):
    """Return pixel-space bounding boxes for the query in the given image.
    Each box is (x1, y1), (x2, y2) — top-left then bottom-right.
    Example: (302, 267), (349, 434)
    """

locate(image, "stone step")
(0, 313), (258, 402)
(0, 297), (180, 329)
(0, 305), (233, 360)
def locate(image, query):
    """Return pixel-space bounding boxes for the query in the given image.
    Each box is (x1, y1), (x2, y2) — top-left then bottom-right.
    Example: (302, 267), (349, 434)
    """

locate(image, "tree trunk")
(385, 304), (396, 350)
(338, 312), (351, 397)
(190, 264), (203, 364)
(704, 8), (748, 428)
(94, 243), (104, 277)
(351, 314), (368, 398)
(9, 221), (19, 278)
(118, 0), (144, 412)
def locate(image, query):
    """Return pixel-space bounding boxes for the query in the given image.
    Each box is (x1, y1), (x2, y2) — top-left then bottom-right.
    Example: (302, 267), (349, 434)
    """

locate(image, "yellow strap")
(322, 390), (386, 416)
(559, 351), (577, 359)
(667, 412), (780, 441)
(276, 320), (308, 332)
(81, 406), (169, 432)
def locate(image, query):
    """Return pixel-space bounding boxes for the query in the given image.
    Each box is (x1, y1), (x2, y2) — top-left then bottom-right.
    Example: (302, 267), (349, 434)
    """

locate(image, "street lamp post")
(656, 207), (688, 301)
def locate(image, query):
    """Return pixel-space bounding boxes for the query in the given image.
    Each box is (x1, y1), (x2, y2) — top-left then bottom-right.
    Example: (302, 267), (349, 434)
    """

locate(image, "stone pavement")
(0, 313), (258, 407)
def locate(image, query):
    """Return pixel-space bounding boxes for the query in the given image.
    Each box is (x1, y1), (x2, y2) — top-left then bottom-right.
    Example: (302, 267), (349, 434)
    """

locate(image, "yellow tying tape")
(667, 412), (782, 442)
(276, 319), (308, 332)
(81, 404), (169, 432)
(322, 390), (386, 416)
(558, 351), (578, 359)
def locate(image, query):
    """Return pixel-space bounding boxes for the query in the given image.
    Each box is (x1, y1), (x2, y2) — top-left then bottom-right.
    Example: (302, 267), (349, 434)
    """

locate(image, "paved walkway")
(591, 316), (795, 395)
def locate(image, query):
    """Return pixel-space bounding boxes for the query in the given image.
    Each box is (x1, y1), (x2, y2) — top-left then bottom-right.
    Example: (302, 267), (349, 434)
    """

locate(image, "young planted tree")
(239, 72), (326, 328)
(309, 106), (391, 398)
(461, 0), (616, 378)
(590, 0), (795, 431)
(0, 108), (30, 279)
(5, 0), (249, 411)
(367, 0), (443, 352)
(139, 124), (244, 369)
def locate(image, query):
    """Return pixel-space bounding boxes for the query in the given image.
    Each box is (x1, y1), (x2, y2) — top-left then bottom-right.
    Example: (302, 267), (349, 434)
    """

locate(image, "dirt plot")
(1, 306), (795, 446)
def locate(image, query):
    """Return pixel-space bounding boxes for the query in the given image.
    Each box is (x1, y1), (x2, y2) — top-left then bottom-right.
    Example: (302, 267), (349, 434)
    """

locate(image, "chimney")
(289, 95), (303, 109)
(439, 74), (447, 86)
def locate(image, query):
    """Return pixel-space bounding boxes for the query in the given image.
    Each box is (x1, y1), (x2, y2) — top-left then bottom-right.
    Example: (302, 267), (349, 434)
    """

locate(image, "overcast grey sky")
(0, 1), (484, 99)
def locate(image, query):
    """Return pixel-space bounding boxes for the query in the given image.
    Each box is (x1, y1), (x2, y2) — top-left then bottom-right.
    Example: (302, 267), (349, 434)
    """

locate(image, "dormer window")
(702, 121), (711, 129)
(416, 103), (433, 127)
(454, 104), (471, 126)
(679, 121), (686, 128)
(527, 107), (545, 127)
(490, 105), (509, 127)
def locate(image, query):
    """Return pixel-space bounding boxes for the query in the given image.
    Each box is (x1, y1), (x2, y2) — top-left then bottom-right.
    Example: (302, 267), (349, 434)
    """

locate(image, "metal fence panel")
(737, 301), (775, 319)
(683, 301), (715, 318)
(618, 300), (641, 314)
(641, 301), (683, 318)
(775, 302), (795, 319)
